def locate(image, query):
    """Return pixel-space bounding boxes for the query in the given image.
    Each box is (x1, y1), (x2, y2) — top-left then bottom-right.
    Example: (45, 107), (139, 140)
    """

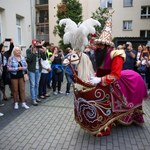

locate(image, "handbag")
(55, 68), (62, 74)
(137, 64), (147, 73)
(23, 74), (29, 81)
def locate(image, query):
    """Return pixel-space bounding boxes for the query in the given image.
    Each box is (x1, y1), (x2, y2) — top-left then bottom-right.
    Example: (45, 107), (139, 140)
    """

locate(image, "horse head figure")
(63, 51), (96, 91)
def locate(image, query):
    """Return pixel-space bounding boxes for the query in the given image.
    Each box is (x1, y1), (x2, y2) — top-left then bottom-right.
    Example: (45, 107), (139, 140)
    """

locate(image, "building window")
(36, 0), (48, 5)
(16, 17), (22, 45)
(140, 30), (150, 38)
(123, 21), (132, 30)
(123, 0), (133, 7)
(100, 0), (112, 8)
(36, 10), (48, 23)
(141, 6), (150, 19)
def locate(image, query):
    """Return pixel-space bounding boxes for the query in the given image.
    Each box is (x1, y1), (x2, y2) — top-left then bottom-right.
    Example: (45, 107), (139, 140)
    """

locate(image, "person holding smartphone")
(26, 39), (46, 106)
(122, 42), (137, 71)
(50, 46), (64, 95)
(136, 46), (150, 84)
(0, 38), (14, 101)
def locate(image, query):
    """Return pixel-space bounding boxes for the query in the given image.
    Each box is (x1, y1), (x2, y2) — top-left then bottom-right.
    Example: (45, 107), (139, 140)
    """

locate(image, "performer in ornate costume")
(60, 17), (148, 137)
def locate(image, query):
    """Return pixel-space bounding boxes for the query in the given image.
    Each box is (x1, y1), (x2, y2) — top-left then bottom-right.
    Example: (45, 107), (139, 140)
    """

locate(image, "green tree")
(90, 7), (109, 39)
(53, 0), (82, 50)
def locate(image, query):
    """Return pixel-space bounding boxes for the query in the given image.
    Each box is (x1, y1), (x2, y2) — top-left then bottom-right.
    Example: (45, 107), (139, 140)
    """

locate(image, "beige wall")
(112, 0), (150, 38)
(49, 0), (100, 45)
(49, 0), (61, 45)
(80, 0), (100, 20)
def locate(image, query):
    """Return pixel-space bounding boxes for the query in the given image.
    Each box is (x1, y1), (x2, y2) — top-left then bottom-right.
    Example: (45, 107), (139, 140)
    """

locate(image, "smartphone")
(36, 45), (42, 49)
(5, 38), (11, 41)
(143, 53), (148, 57)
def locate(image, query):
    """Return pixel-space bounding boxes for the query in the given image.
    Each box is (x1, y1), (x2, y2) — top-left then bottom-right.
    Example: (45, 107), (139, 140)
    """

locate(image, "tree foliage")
(53, 0), (82, 50)
(91, 7), (109, 38)
(54, 1), (110, 50)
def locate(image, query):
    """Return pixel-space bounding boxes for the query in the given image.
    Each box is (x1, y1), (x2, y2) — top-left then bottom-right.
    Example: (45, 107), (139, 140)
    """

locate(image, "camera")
(36, 45), (42, 49)
(125, 44), (129, 49)
(5, 38), (11, 41)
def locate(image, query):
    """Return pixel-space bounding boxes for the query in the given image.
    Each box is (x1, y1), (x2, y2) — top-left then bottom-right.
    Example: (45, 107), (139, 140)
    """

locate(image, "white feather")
(80, 18), (101, 35)
(59, 18), (101, 52)
(63, 32), (71, 44)
(59, 18), (77, 32)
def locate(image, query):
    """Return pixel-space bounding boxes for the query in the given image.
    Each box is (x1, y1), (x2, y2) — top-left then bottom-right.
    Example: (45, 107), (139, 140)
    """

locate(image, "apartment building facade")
(1, 0), (149, 50)
(100, 0), (150, 46)
(0, 0), (33, 53)
(42, 0), (150, 46)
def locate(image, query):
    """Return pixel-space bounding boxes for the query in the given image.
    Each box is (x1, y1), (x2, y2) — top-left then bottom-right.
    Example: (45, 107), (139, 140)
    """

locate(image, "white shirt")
(41, 58), (51, 73)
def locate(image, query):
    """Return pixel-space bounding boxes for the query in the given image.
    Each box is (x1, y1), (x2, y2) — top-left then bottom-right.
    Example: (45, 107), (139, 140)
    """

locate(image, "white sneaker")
(53, 92), (58, 95)
(22, 102), (29, 109)
(58, 91), (63, 94)
(14, 102), (19, 109)
(66, 92), (70, 96)
(0, 112), (4, 117)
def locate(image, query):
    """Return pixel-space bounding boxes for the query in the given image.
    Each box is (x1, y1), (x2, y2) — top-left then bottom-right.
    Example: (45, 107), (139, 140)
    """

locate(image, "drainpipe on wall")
(30, 0), (35, 39)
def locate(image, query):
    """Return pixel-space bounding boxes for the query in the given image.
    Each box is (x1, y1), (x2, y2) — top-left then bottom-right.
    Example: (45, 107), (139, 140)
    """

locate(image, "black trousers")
(52, 71), (63, 92)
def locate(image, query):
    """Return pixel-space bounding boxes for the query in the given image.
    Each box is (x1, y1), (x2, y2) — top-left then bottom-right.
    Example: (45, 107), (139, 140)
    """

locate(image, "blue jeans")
(65, 73), (73, 93)
(28, 70), (41, 101)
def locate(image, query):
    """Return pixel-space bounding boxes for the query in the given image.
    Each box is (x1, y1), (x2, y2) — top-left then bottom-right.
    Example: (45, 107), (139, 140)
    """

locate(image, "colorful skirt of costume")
(73, 70), (148, 136)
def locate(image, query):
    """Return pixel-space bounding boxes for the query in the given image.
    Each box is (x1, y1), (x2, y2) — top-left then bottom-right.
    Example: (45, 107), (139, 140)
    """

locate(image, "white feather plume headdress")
(59, 18), (101, 51)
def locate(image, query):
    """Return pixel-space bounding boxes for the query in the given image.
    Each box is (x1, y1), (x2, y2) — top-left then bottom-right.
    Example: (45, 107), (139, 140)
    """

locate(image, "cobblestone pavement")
(0, 81), (150, 150)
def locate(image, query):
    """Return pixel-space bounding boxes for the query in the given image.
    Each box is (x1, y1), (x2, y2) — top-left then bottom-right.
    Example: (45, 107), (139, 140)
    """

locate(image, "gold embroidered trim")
(110, 49), (126, 61)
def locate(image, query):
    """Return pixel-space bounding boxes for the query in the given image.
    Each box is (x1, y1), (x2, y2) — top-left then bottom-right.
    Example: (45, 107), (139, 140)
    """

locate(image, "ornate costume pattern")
(60, 16), (148, 137)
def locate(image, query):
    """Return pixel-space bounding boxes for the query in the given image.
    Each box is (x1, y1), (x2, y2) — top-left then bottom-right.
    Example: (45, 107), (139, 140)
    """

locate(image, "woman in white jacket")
(39, 56), (51, 99)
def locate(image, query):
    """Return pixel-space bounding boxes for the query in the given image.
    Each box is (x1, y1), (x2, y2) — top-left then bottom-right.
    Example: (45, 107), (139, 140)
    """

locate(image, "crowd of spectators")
(0, 38), (150, 117)
(0, 38), (75, 116)
(83, 41), (150, 92)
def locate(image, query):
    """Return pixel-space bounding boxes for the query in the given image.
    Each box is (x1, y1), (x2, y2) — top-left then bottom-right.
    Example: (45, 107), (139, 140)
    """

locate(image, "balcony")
(37, 16), (48, 23)
(36, 10), (49, 23)
(35, 0), (48, 10)
(35, 0), (49, 41)
(36, 0), (48, 5)
(36, 23), (49, 41)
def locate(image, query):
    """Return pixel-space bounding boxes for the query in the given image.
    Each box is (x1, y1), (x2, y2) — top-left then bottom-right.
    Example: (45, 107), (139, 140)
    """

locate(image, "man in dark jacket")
(122, 42), (137, 70)
(26, 39), (46, 106)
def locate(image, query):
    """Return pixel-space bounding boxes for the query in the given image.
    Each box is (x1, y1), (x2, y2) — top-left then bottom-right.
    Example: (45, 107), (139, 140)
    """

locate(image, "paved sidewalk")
(0, 81), (150, 150)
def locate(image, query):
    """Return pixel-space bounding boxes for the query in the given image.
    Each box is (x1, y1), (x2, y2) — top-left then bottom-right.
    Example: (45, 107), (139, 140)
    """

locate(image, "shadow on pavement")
(0, 97), (31, 130)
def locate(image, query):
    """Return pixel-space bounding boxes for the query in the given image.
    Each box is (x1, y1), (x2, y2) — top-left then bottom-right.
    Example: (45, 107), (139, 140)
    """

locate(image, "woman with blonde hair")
(7, 47), (29, 109)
